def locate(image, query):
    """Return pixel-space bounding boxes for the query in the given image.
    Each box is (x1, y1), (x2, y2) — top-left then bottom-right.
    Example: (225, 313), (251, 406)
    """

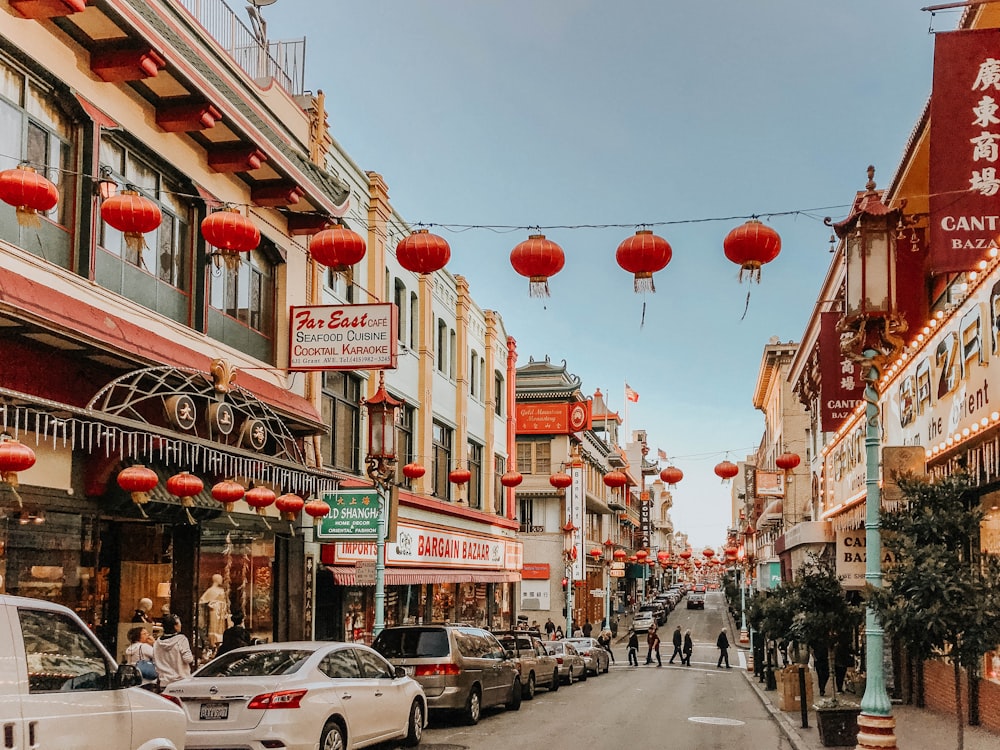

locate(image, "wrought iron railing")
(175, 0), (306, 96)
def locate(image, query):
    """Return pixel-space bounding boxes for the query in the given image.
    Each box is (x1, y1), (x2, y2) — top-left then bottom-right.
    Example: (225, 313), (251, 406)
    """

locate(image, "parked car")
(687, 591), (706, 609)
(0, 594), (186, 750)
(542, 640), (587, 684)
(492, 630), (559, 698)
(562, 637), (610, 675)
(372, 624), (520, 725)
(632, 609), (656, 632)
(163, 641), (425, 749)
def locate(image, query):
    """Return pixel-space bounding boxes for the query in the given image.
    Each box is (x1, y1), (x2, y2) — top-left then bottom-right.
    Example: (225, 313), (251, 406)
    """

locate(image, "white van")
(0, 594), (186, 750)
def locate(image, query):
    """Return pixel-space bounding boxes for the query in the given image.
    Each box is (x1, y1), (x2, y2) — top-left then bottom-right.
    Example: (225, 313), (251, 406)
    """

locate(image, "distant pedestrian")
(645, 626), (659, 665)
(717, 629), (731, 668)
(669, 625), (683, 664)
(834, 635), (853, 693)
(597, 629), (615, 664)
(217, 612), (252, 656)
(682, 630), (693, 666)
(554, 625), (564, 640)
(650, 629), (662, 666)
(545, 618), (555, 637)
(812, 640), (830, 696)
(627, 629), (639, 666)
(582, 620), (593, 638)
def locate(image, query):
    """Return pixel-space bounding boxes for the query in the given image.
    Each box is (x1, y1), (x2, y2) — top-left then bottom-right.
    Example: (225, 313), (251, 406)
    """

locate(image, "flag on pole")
(625, 383), (639, 403)
(657, 448), (668, 461)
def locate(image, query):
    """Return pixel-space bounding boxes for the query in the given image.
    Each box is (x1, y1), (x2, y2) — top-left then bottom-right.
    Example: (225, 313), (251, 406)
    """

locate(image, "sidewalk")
(734, 639), (998, 749)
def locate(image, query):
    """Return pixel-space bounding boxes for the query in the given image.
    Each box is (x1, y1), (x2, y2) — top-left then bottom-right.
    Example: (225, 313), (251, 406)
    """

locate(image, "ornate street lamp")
(364, 373), (401, 637)
(562, 519), (578, 633)
(603, 537), (615, 629)
(827, 166), (908, 750)
(737, 545), (749, 644)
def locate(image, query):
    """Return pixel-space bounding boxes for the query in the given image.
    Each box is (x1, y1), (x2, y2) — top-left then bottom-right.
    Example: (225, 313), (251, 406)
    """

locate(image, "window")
(519, 496), (537, 533)
(394, 403), (414, 486)
(470, 351), (478, 398)
(0, 55), (74, 265)
(437, 319), (447, 372)
(325, 265), (355, 302)
(207, 241), (277, 360)
(356, 648), (394, 679)
(495, 371), (505, 416)
(449, 329), (457, 379)
(321, 371), (361, 472)
(319, 649), (362, 679)
(394, 279), (407, 345)
(432, 420), (453, 500)
(409, 292), (418, 348)
(494, 454), (506, 516)
(516, 441), (550, 475)
(20, 609), (110, 693)
(467, 441), (483, 510)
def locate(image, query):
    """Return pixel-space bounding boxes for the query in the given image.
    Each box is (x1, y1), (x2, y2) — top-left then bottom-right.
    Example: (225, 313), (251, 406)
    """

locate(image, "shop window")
(206, 241), (277, 362)
(0, 54), (74, 267)
(467, 441), (482, 510)
(97, 136), (194, 325)
(321, 371), (361, 473)
(431, 420), (453, 500)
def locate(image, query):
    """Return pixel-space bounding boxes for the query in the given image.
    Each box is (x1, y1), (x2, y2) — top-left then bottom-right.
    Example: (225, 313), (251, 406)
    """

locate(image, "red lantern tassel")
(634, 272), (655, 294)
(124, 231), (146, 255)
(15, 205), (41, 228)
(529, 275), (550, 297)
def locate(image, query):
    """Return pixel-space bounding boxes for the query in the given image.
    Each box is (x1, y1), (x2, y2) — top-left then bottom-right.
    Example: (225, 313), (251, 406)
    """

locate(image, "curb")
(742, 669), (811, 750)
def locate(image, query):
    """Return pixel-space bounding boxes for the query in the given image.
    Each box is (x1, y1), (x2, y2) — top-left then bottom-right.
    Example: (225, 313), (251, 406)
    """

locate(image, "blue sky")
(263, 1), (949, 548)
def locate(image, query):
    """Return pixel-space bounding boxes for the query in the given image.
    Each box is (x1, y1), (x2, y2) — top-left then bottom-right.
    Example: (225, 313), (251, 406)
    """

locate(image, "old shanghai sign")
(315, 490), (381, 539)
(289, 303), (398, 371)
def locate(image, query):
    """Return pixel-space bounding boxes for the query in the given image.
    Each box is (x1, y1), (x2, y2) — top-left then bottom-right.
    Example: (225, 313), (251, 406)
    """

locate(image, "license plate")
(199, 702), (229, 721)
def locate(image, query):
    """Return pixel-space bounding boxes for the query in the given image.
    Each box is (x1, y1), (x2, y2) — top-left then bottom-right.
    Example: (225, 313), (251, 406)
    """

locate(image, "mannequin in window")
(199, 573), (229, 647)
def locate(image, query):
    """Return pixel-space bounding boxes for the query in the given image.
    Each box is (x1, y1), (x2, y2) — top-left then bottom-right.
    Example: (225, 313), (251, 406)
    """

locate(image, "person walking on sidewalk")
(716, 628), (731, 668)
(682, 629), (693, 665)
(597, 629), (615, 664)
(645, 625), (658, 665)
(669, 625), (683, 664)
(627, 629), (639, 666)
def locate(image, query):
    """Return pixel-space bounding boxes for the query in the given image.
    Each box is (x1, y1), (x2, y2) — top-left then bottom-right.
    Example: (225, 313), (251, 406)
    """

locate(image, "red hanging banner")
(929, 29), (1000, 275)
(820, 312), (864, 433)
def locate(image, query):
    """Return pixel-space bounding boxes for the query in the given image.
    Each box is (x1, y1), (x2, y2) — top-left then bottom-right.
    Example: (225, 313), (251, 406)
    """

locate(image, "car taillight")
(247, 689), (307, 709)
(159, 693), (183, 708)
(414, 663), (462, 677)
(555, 656), (564, 664)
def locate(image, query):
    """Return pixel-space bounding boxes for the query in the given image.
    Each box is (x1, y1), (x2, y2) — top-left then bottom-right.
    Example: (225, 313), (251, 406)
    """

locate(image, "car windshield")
(195, 649), (313, 677)
(372, 628), (450, 658)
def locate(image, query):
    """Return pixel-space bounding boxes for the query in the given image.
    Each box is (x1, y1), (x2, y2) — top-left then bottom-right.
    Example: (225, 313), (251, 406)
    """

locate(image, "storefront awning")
(326, 566), (520, 586)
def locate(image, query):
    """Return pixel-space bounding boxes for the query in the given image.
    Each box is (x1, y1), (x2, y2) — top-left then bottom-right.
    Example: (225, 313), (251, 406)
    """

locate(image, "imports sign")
(315, 490), (382, 539)
(288, 303), (397, 371)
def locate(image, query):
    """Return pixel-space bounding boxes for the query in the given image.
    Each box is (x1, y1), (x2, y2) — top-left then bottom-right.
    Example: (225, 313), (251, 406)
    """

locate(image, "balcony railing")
(176, 0), (306, 96)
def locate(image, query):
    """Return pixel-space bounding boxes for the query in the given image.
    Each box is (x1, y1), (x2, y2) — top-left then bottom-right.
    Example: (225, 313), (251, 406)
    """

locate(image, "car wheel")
(566, 667), (575, 685)
(463, 686), (482, 725)
(320, 720), (345, 750)
(579, 665), (588, 681)
(603, 658), (610, 674)
(548, 669), (559, 691)
(403, 699), (423, 747)
(523, 672), (536, 700)
(507, 677), (522, 710)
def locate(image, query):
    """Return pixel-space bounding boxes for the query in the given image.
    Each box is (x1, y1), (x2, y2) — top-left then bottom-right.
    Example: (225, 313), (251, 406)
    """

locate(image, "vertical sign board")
(568, 463), (585, 580)
(639, 491), (650, 549)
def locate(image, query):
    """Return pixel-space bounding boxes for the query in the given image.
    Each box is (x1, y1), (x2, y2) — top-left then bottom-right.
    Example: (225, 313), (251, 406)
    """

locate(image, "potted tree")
(813, 694), (862, 747)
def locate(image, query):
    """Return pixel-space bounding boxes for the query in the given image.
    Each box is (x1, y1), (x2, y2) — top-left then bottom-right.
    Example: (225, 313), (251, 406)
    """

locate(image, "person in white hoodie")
(153, 614), (195, 689)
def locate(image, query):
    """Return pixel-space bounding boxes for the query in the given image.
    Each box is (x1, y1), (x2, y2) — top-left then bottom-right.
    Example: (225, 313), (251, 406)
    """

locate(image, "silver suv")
(372, 624), (521, 725)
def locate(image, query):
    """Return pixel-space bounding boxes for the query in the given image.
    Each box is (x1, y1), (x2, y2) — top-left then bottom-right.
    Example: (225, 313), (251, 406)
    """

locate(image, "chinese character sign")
(820, 312), (864, 432)
(930, 29), (1000, 274)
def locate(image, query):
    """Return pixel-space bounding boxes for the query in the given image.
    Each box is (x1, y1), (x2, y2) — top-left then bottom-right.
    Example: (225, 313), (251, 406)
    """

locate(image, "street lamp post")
(562, 520), (578, 633)
(603, 537), (614, 628)
(364, 373), (401, 639)
(827, 166), (909, 750)
(738, 545), (749, 644)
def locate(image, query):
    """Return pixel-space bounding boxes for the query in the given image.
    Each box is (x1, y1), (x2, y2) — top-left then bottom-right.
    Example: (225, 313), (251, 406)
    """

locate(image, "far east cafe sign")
(288, 303), (398, 371)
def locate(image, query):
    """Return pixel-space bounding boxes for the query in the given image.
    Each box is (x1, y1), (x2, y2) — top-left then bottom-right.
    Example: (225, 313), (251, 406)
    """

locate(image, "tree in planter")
(868, 472), (1000, 750)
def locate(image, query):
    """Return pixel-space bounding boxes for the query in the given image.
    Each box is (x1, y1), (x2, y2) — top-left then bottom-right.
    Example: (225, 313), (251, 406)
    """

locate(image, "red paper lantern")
(703, 547), (715, 558)
(211, 479), (245, 512)
(275, 493), (304, 521)
(202, 207), (260, 269)
(589, 547), (602, 559)
(0, 439), (36, 488)
(679, 549), (692, 560)
(402, 462), (426, 480)
(500, 470), (523, 488)
(714, 460), (739, 481)
(615, 229), (672, 293)
(448, 468), (471, 486)
(101, 190), (162, 253)
(510, 234), (565, 297)
(660, 466), (683, 486)
(549, 472), (572, 490)
(245, 486), (276, 514)
(656, 550), (669, 562)
(309, 224), (366, 271)
(723, 219), (781, 283)
(0, 165), (58, 226)
(165, 471), (203, 523)
(635, 549), (648, 561)
(776, 452), (801, 471)
(396, 228), (451, 274)
(304, 498), (330, 523)
(725, 546), (739, 558)
(118, 465), (158, 507)
(603, 470), (627, 489)
(613, 549), (627, 561)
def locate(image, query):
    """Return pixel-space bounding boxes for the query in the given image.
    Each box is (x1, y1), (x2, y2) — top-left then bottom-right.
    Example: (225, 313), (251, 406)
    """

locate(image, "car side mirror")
(115, 663), (142, 689)
(394, 665), (407, 679)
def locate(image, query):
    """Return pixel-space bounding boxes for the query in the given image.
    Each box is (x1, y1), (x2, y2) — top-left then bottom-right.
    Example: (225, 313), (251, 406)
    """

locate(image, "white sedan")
(163, 641), (426, 750)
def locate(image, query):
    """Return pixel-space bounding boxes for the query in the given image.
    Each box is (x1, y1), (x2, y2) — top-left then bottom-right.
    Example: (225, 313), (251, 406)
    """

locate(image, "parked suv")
(372, 624), (521, 725)
(492, 630), (559, 699)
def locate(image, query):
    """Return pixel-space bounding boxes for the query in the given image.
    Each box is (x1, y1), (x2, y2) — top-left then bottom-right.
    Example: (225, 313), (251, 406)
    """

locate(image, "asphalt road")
(380, 592), (790, 750)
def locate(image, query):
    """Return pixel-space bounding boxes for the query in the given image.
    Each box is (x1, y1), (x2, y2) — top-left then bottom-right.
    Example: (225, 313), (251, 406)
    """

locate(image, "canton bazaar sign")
(288, 303), (398, 371)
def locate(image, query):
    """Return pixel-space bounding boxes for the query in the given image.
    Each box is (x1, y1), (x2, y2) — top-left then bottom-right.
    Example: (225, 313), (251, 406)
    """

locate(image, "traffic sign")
(610, 561), (625, 570)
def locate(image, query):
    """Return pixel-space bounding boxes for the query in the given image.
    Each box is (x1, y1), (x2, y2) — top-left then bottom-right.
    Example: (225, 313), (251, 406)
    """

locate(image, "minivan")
(372, 624), (521, 724)
(0, 594), (186, 750)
